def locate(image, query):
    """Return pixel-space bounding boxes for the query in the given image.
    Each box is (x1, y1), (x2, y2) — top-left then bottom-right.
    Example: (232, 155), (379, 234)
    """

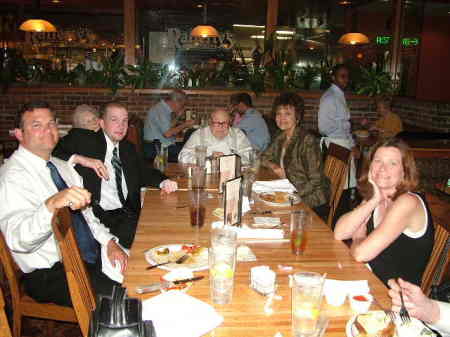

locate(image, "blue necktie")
(47, 161), (99, 264)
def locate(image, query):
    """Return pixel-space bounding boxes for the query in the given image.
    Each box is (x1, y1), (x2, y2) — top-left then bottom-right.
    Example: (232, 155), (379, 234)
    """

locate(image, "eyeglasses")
(211, 121), (229, 127)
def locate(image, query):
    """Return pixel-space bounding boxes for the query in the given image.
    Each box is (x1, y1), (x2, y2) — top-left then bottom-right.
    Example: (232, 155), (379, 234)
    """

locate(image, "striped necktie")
(112, 146), (126, 205)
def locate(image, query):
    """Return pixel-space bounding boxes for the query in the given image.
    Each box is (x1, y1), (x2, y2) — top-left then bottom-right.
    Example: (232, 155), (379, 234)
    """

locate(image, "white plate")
(258, 192), (300, 207)
(345, 314), (436, 337)
(145, 244), (209, 272)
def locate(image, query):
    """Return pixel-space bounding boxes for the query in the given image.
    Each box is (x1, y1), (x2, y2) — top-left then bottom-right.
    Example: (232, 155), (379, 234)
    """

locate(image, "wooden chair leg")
(12, 311), (21, 337)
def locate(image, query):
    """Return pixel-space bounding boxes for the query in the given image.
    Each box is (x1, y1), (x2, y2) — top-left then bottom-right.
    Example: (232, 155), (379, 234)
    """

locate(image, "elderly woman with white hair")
(72, 104), (100, 131)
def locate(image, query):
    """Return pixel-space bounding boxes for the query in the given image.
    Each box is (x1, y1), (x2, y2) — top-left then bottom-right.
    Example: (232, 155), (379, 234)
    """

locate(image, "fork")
(399, 289), (411, 324)
(146, 254), (189, 270)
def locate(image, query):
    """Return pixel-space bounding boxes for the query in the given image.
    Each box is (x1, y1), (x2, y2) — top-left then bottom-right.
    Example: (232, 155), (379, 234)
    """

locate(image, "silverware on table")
(372, 297), (396, 323)
(249, 210), (292, 215)
(146, 254), (189, 270)
(136, 276), (204, 294)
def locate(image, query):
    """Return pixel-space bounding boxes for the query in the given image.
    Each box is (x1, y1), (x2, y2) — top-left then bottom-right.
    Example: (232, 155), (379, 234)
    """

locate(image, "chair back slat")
(0, 286), (12, 337)
(0, 232), (23, 311)
(421, 223), (450, 296)
(52, 208), (96, 337)
(324, 143), (351, 227)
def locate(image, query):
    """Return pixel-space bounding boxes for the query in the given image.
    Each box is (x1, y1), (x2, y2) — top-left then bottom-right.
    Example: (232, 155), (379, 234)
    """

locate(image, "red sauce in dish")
(353, 295), (368, 302)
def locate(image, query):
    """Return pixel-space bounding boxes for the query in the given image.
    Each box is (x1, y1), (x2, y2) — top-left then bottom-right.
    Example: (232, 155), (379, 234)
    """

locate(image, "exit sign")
(376, 36), (420, 47)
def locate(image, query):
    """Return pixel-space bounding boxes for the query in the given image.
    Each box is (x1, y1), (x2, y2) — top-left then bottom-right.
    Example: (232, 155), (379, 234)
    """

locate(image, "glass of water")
(291, 272), (324, 337)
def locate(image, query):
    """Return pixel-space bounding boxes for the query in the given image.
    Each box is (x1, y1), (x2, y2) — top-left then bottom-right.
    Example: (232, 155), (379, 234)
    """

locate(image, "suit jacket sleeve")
(136, 150), (167, 188)
(53, 130), (79, 161)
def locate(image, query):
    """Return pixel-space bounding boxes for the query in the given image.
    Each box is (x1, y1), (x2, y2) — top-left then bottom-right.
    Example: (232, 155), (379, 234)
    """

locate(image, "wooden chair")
(323, 142), (351, 227)
(0, 286), (12, 337)
(421, 223), (450, 296)
(0, 232), (77, 337)
(51, 207), (96, 337)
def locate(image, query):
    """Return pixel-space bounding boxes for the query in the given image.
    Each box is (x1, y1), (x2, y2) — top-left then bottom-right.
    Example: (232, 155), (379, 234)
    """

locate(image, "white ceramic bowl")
(349, 293), (373, 314)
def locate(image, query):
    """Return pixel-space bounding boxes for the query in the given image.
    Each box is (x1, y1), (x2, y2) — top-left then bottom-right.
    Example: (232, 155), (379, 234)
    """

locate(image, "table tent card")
(223, 176), (243, 226)
(219, 154), (241, 193)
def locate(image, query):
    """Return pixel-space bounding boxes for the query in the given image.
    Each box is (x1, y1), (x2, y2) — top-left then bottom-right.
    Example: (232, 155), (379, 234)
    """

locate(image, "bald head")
(209, 108), (231, 139)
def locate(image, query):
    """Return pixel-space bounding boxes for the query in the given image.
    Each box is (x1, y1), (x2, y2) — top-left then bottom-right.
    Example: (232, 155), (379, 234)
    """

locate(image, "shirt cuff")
(159, 179), (167, 189)
(68, 154), (78, 166)
(428, 301), (450, 334)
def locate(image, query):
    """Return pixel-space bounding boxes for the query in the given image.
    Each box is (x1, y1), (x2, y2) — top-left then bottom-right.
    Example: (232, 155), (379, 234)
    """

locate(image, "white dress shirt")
(318, 84), (355, 147)
(0, 146), (115, 273)
(178, 126), (252, 164)
(100, 132), (128, 211)
(429, 301), (450, 336)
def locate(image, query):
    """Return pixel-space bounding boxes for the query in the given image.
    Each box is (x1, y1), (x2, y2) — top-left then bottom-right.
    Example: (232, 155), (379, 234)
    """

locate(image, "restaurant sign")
(376, 36), (420, 47)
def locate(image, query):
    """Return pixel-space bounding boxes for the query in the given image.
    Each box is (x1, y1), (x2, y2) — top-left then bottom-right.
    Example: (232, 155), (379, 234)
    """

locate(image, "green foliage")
(98, 54), (127, 95)
(356, 66), (396, 97)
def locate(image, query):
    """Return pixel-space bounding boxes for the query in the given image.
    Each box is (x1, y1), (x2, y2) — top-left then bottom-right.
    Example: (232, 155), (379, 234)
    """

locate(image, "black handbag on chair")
(88, 286), (156, 337)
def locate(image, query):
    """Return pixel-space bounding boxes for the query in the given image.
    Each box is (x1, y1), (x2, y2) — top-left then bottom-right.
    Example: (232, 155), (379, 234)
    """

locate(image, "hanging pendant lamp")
(191, 3), (219, 38)
(19, 0), (57, 33)
(338, 32), (369, 45)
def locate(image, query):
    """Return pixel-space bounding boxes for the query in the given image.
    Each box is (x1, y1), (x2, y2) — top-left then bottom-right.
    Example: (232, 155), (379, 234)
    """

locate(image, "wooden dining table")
(123, 164), (391, 337)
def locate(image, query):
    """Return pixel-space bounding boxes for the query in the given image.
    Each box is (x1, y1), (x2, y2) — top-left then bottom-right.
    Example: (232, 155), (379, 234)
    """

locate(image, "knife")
(250, 210), (292, 215)
(135, 276), (204, 294)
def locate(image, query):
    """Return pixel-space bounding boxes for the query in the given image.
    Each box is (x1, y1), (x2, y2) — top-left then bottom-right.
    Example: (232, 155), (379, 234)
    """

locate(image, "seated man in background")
(370, 96), (403, 138)
(72, 104), (100, 132)
(178, 108), (252, 164)
(143, 89), (195, 162)
(229, 93), (270, 151)
(0, 101), (127, 307)
(54, 101), (177, 248)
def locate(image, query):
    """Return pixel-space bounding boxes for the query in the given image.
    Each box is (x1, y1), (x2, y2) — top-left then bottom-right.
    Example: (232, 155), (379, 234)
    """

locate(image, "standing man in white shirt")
(318, 64), (359, 188)
(178, 108), (252, 164)
(0, 101), (127, 306)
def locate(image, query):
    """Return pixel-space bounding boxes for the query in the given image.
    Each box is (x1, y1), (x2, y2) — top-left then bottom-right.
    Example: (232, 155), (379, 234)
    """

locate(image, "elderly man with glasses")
(178, 108), (252, 164)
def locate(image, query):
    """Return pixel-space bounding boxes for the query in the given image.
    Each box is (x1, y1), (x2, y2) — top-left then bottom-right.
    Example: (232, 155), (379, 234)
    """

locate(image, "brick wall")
(393, 97), (450, 133)
(1, 88), (449, 141)
(0, 87), (375, 140)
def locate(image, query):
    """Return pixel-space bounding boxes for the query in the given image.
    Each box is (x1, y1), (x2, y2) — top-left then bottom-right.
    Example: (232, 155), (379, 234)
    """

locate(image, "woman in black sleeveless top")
(334, 138), (434, 286)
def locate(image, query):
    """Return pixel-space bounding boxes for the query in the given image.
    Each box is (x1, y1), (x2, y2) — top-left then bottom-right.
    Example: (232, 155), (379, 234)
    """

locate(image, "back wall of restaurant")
(0, 88), (449, 141)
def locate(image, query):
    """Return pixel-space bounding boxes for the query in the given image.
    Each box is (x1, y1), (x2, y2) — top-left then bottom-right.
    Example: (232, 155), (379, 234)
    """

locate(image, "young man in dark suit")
(53, 102), (177, 248)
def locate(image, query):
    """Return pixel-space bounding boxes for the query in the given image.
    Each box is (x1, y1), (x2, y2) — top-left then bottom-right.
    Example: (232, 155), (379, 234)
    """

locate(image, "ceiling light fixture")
(338, 32), (370, 45)
(19, 0), (57, 33)
(232, 24), (265, 28)
(191, 3), (219, 38)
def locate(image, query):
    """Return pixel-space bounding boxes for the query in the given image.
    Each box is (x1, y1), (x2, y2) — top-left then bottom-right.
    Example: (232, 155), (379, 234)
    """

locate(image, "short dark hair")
(272, 92), (304, 122)
(331, 64), (348, 77)
(230, 93), (253, 107)
(15, 101), (52, 128)
(375, 95), (393, 108)
(99, 101), (128, 119)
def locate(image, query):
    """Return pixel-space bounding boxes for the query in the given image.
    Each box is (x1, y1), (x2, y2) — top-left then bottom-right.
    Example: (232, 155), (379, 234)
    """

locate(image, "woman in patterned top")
(261, 92), (330, 220)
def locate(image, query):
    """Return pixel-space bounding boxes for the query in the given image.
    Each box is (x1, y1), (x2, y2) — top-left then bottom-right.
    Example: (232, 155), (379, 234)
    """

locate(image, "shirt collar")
(330, 83), (345, 97)
(17, 145), (50, 170)
(161, 99), (172, 113)
(103, 130), (118, 153)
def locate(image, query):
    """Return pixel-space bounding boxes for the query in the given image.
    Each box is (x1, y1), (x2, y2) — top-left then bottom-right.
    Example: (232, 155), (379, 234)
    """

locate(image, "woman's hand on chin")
(368, 169), (383, 205)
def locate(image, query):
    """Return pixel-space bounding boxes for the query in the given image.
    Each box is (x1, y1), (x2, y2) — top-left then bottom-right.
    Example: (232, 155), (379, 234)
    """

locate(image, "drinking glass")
(209, 241), (237, 304)
(189, 188), (206, 228)
(195, 145), (207, 168)
(290, 210), (310, 255)
(291, 272), (324, 337)
(191, 166), (206, 189)
(242, 171), (256, 204)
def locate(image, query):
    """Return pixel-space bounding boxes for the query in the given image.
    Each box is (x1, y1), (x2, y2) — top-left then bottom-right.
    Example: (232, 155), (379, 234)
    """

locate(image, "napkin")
(101, 243), (129, 283)
(211, 222), (284, 240)
(323, 279), (370, 297)
(142, 291), (223, 337)
(252, 179), (297, 194)
(236, 224), (284, 240)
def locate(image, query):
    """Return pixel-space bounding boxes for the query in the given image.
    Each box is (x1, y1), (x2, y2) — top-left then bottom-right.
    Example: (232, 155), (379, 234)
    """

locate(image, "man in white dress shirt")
(178, 108), (252, 164)
(318, 64), (359, 188)
(0, 101), (127, 306)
